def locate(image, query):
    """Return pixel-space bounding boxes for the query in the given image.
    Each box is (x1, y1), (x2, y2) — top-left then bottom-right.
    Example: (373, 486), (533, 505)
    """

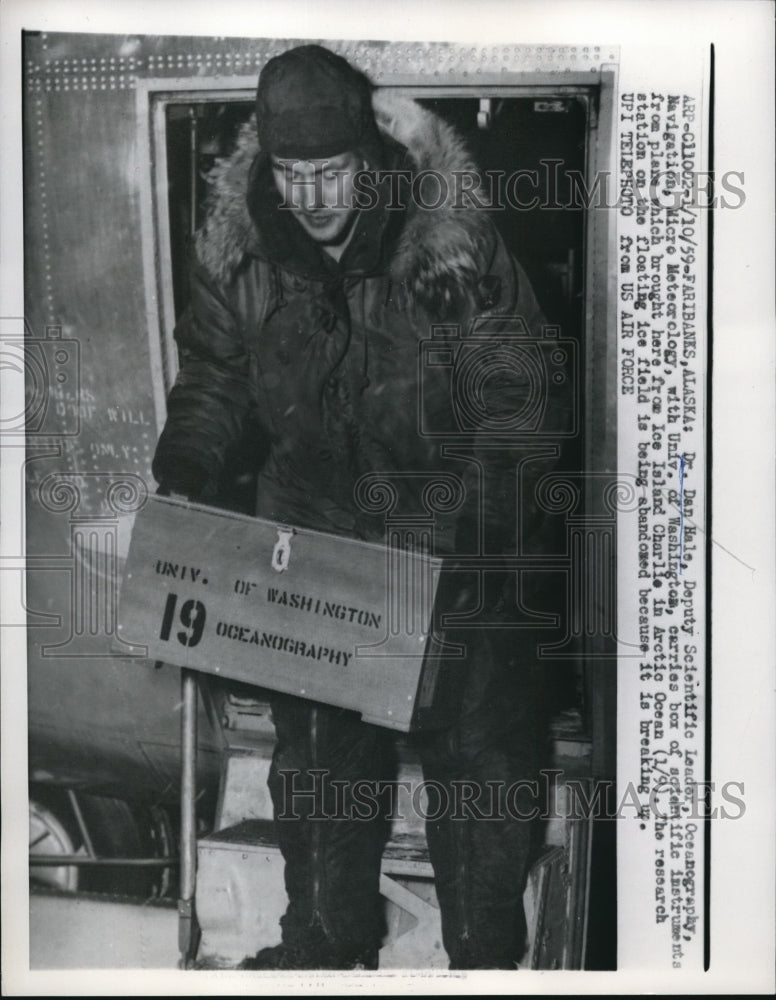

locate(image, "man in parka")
(154, 44), (569, 970)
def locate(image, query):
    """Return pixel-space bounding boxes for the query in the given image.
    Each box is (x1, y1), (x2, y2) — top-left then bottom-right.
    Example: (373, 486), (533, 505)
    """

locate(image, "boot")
(240, 930), (379, 971)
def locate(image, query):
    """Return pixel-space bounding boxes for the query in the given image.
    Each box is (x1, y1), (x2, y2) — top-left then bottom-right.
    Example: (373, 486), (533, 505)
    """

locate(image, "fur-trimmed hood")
(196, 91), (493, 314)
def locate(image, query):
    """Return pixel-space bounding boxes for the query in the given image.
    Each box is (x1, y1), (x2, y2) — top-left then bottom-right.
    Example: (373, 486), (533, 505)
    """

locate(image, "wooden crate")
(118, 496), (450, 731)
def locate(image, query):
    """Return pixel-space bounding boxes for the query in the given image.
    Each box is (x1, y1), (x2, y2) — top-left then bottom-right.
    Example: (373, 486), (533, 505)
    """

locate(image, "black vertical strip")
(704, 42), (715, 974)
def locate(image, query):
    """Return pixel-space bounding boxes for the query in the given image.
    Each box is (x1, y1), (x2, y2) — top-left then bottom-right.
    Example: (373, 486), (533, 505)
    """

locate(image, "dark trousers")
(267, 628), (546, 969)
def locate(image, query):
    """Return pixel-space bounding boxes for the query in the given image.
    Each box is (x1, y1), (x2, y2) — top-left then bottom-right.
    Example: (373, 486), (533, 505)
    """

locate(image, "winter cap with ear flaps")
(256, 45), (381, 160)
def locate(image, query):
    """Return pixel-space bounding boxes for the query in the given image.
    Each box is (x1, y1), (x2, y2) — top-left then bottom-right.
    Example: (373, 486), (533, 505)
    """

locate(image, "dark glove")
(154, 456), (215, 502)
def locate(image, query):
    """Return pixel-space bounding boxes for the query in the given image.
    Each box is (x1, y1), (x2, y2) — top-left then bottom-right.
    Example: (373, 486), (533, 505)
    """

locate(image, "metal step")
(195, 819), (444, 968)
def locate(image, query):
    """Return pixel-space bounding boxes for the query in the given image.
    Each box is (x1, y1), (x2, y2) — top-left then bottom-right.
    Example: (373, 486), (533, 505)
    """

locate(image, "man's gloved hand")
(154, 457), (214, 502)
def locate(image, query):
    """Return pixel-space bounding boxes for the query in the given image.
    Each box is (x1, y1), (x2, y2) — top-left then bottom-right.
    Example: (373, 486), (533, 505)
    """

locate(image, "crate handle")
(272, 527), (295, 572)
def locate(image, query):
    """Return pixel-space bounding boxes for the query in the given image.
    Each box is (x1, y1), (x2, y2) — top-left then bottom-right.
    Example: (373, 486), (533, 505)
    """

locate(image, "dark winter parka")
(153, 92), (568, 573)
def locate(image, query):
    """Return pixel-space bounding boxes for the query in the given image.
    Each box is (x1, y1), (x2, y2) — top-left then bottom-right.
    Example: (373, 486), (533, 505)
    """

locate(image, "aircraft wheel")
(29, 789), (80, 892)
(29, 785), (174, 898)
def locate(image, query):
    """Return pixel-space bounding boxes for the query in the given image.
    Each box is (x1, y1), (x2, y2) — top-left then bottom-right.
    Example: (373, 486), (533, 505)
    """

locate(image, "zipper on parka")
(456, 818), (471, 947)
(450, 724), (471, 951)
(309, 704), (335, 941)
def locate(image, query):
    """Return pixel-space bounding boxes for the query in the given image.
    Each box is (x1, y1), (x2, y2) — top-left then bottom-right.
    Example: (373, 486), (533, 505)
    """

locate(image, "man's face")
(271, 151), (363, 247)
